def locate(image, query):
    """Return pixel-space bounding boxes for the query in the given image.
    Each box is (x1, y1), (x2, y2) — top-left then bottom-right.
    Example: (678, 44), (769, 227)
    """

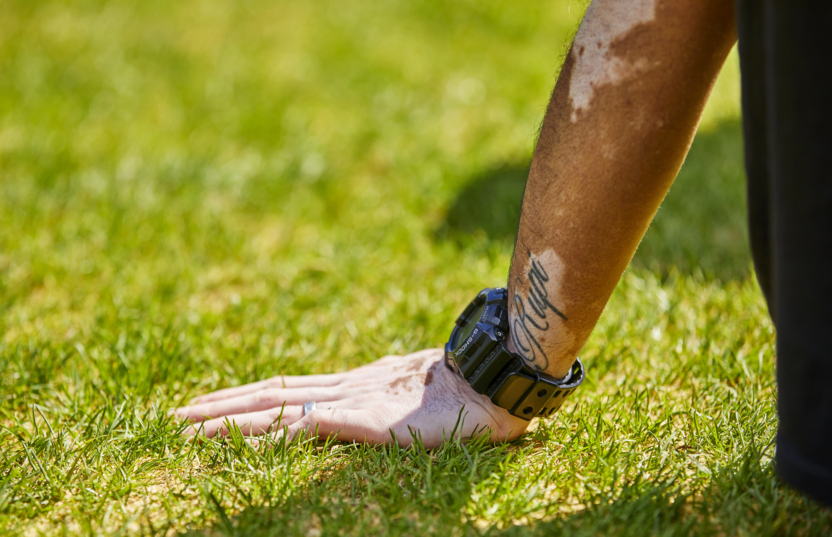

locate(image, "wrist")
(438, 358), (531, 435)
(446, 288), (585, 421)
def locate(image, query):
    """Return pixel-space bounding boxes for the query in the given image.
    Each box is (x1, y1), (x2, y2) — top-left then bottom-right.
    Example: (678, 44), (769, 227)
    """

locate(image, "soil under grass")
(1, 0), (830, 535)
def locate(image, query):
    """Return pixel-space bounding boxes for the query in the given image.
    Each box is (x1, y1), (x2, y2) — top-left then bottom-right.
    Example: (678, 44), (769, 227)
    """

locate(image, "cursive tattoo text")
(511, 250), (567, 370)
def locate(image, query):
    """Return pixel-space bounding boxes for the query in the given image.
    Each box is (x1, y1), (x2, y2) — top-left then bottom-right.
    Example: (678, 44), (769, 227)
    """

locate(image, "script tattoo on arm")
(510, 250), (567, 371)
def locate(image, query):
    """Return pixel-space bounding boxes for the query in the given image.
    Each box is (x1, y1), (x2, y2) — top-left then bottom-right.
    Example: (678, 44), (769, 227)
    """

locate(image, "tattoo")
(511, 250), (567, 370)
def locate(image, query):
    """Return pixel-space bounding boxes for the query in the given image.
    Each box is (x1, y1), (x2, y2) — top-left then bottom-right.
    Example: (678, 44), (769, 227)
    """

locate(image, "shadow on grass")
(437, 160), (530, 245)
(437, 118), (751, 282)
(184, 441), (831, 536)
(505, 447), (832, 536)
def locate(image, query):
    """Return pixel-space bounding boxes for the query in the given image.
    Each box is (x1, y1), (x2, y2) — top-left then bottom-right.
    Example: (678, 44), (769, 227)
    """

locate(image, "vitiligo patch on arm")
(568, 0), (657, 122)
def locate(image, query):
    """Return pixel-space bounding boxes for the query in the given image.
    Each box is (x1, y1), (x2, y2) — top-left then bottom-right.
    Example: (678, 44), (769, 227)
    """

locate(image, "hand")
(171, 349), (530, 447)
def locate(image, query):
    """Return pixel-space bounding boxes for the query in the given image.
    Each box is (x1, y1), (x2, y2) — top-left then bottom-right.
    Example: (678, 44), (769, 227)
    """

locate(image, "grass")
(1, 0), (830, 534)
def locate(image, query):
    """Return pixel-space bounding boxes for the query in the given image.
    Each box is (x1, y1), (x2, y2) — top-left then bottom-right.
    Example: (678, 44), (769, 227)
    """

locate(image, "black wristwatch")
(444, 287), (584, 420)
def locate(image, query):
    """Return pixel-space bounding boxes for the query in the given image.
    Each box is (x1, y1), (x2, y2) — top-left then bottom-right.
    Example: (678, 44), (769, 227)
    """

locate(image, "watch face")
(454, 300), (487, 351)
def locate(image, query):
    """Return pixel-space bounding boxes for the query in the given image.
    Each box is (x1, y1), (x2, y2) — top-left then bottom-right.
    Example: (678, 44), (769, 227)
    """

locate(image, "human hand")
(172, 349), (530, 447)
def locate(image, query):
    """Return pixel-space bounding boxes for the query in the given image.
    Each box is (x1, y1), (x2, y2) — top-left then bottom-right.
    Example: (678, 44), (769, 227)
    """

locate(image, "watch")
(444, 287), (585, 420)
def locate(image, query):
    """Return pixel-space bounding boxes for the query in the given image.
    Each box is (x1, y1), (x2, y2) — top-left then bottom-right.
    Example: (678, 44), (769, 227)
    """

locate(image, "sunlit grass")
(1, 0), (829, 535)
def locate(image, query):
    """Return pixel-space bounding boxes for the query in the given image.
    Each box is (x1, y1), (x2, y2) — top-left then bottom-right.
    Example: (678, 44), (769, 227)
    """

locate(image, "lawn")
(1, 0), (830, 535)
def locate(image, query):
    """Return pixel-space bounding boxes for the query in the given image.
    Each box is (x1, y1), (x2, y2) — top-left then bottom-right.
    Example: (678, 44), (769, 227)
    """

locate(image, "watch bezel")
(444, 288), (508, 376)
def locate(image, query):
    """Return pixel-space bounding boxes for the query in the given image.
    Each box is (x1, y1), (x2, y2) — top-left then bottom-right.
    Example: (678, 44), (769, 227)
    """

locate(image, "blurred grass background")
(2, 0), (828, 535)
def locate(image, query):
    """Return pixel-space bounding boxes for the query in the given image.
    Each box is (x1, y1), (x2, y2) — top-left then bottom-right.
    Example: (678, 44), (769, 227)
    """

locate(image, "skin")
(175, 349), (530, 445)
(173, 0), (738, 447)
(507, 0), (737, 379)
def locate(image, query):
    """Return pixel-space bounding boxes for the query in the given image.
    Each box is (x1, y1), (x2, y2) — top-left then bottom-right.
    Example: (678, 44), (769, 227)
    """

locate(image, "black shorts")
(737, 0), (832, 507)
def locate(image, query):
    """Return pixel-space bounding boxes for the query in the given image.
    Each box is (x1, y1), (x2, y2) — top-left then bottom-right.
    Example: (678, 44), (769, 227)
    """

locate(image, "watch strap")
(485, 355), (584, 419)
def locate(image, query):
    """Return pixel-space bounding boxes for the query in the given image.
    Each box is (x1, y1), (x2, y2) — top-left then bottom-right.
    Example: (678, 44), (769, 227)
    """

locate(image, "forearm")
(508, 0), (737, 378)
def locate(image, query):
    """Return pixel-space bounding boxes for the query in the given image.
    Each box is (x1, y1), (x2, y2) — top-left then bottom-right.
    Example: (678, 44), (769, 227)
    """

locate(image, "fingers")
(187, 350), (443, 406)
(190, 373), (347, 404)
(185, 405), (304, 438)
(280, 408), (390, 445)
(174, 349), (461, 445)
(175, 386), (350, 421)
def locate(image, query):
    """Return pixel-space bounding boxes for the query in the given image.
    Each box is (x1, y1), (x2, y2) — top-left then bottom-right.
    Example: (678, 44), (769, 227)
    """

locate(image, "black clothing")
(737, 0), (832, 507)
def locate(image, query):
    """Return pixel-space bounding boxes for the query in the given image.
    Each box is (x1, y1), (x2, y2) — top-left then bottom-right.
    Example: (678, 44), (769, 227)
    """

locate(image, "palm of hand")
(173, 349), (530, 447)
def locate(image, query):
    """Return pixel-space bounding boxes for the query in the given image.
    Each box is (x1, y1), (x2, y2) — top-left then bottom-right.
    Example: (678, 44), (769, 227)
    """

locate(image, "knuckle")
(198, 405), (215, 419)
(266, 378), (285, 388)
(255, 388), (281, 405)
(324, 407), (346, 423)
(266, 406), (288, 420)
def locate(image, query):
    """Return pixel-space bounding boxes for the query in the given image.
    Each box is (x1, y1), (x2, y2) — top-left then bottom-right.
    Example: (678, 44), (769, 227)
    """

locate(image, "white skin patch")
(568, 0), (657, 122)
(511, 249), (575, 372)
